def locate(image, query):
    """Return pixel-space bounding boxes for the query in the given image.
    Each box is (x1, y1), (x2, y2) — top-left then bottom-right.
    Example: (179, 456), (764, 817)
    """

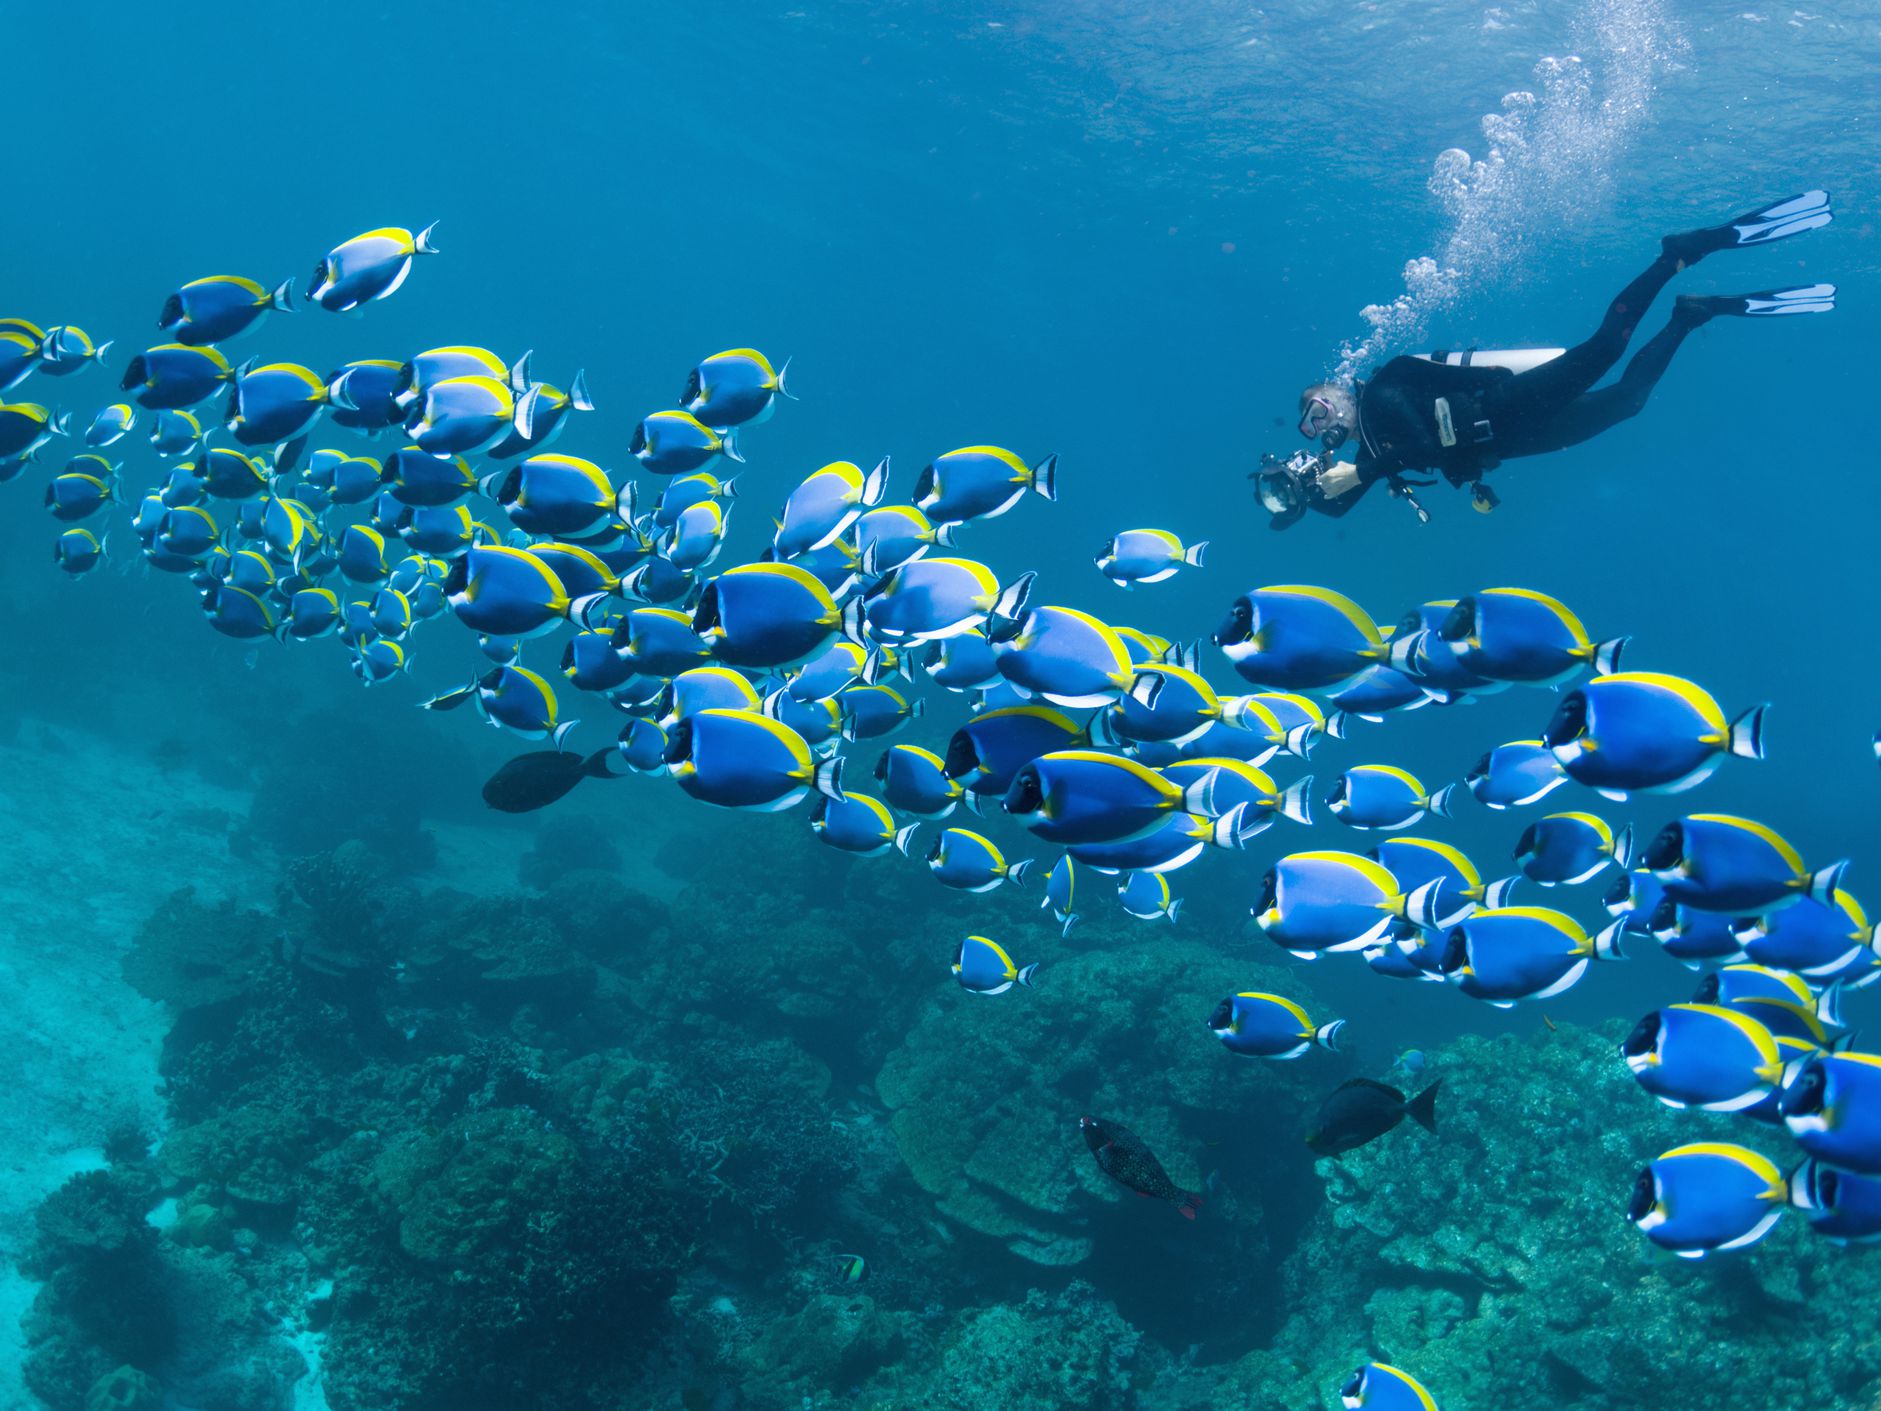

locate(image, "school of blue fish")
(6, 222), (1875, 1409)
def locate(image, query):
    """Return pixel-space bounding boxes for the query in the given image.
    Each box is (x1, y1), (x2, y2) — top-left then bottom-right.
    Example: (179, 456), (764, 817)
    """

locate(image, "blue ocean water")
(4, 2), (1879, 1409)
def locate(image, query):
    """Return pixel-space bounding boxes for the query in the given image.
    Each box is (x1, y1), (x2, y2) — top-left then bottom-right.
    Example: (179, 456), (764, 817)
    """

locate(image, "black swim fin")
(1676, 284), (1837, 322)
(1662, 191), (1832, 266)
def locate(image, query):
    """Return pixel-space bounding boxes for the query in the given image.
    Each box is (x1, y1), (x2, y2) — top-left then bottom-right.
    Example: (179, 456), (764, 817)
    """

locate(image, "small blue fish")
(1041, 852), (1082, 936)
(225, 362), (328, 446)
(861, 557), (1028, 646)
(302, 449), (384, 506)
(774, 458), (889, 560)
(287, 587), (341, 640)
(810, 791), (901, 856)
(855, 504), (955, 575)
(1326, 765), (1455, 831)
(915, 445), (1057, 524)
(922, 630), (1002, 693)
(382, 442), (479, 505)
(326, 359), (406, 435)
(1543, 671), (1766, 800)
(1437, 906), (1619, 1007)
(83, 403), (136, 447)
(1118, 870), (1181, 922)
(1214, 584), (1389, 691)
(308, 222), (440, 312)
(1622, 1003), (1786, 1112)
(159, 275), (293, 345)
(1094, 664), (1234, 745)
(1643, 813), (1842, 916)
(1094, 528), (1207, 587)
(200, 580), (281, 640)
(952, 934), (1037, 995)
(444, 545), (571, 638)
(52, 527), (106, 576)
(1002, 750), (1215, 845)
(120, 344), (235, 410)
(194, 446), (272, 500)
(662, 499), (733, 573)
(663, 707), (844, 811)
(944, 705), (1087, 800)
(1437, 587), (1626, 686)
(1629, 1142), (1788, 1257)
(1340, 1362), (1441, 1411)
(1464, 739), (1568, 810)
(147, 408), (204, 457)
(1255, 851), (1452, 959)
(991, 605), (1135, 708)
(790, 641), (871, 702)
(681, 348), (791, 428)
(632, 409), (742, 476)
(404, 374), (516, 456)
(874, 743), (962, 820)
(1326, 665), (1430, 730)
(692, 562), (847, 668)
(1512, 812), (1632, 885)
(763, 687), (843, 750)
(660, 666), (761, 727)
(1783, 1052), (1881, 1175)
(153, 505), (220, 562)
(369, 587), (414, 639)
(44, 457), (118, 521)
(1735, 891), (1879, 982)
(38, 326), (112, 377)
(1790, 1160), (1881, 1245)
(351, 637), (409, 685)
(1648, 899), (1748, 969)
(1208, 992), (1343, 1059)
(616, 716), (671, 774)
(483, 453), (617, 537)
(909, 827), (1031, 892)
(653, 472), (738, 529)
(614, 607), (712, 676)
(0, 401), (70, 459)
(840, 683), (923, 741)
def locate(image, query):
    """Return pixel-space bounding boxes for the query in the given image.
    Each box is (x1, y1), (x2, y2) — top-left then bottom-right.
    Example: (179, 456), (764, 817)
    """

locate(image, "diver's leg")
(1495, 252), (1684, 418)
(1514, 310), (1701, 454)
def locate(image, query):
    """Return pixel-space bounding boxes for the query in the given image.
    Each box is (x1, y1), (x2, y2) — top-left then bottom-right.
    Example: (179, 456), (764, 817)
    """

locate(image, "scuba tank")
(1414, 348), (1566, 375)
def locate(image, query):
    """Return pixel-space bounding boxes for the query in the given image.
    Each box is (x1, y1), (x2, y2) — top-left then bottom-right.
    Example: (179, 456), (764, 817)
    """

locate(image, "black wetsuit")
(1347, 251), (1702, 498)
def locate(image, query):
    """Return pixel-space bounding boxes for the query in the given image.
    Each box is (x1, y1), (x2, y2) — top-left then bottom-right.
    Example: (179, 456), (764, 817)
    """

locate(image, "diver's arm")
(1308, 460), (1368, 517)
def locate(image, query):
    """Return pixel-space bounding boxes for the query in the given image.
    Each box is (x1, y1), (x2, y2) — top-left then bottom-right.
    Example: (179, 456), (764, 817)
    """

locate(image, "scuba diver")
(1258, 191), (1837, 528)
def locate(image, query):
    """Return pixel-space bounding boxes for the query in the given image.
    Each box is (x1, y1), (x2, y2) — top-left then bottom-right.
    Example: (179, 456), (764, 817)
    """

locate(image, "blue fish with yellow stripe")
(1629, 1142), (1788, 1257)
(1209, 992), (1343, 1059)
(663, 707), (844, 811)
(953, 934), (1037, 995)
(1214, 584), (1389, 691)
(1543, 671), (1766, 799)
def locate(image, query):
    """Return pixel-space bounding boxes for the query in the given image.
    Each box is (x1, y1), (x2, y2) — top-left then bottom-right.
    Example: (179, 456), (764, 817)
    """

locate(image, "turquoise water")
(4, 3), (1879, 1409)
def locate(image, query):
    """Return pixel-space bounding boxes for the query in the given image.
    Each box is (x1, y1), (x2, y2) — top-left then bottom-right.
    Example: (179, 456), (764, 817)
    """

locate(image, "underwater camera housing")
(1253, 448), (1435, 529)
(1253, 448), (1329, 529)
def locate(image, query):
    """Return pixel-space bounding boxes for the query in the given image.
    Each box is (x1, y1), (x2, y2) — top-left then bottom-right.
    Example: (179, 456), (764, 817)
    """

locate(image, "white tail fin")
(1007, 857), (1035, 886)
(720, 429), (745, 465)
(989, 570), (1035, 624)
(812, 755), (846, 800)
(1325, 711), (1350, 741)
(838, 597), (868, 646)
(414, 220), (442, 254)
(1207, 802), (1251, 849)
(1016, 963), (1039, 988)
(1593, 636), (1628, 675)
(268, 278), (295, 311)
(1315, 1019), (1345, 1051)
(861, 456), (890, 506)
(1166, 897), (1184, 925)
(1277, 775), (1314, 826)
(1029, 453), (1058, 501)
(1480, 875), (1521, 909)
(1127, 670), (1166, 710)
(1728, 703), (1769, 759)
(1284, 721), (1319, 759)
(1808, 859), (1850, 907)
(507, 349), (534, 393)
(1592, 919), (1627, 961)
(1426, 783), (1458, 818)
(513, 384), (543, 441)
(570, 369), (595, 412)
(894, 822), (922, 856)
(1817, 978), (1850, 1031)
(550, 720), (580, 751)
(1612, 823), (1635, 870)
(1183, 540), (1208, 567)
(1180, 767), (1220, 818)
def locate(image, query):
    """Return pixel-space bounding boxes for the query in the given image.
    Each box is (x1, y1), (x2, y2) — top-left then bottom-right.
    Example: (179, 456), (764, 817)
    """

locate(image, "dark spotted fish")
(1079, 1115), (1202, 1219)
